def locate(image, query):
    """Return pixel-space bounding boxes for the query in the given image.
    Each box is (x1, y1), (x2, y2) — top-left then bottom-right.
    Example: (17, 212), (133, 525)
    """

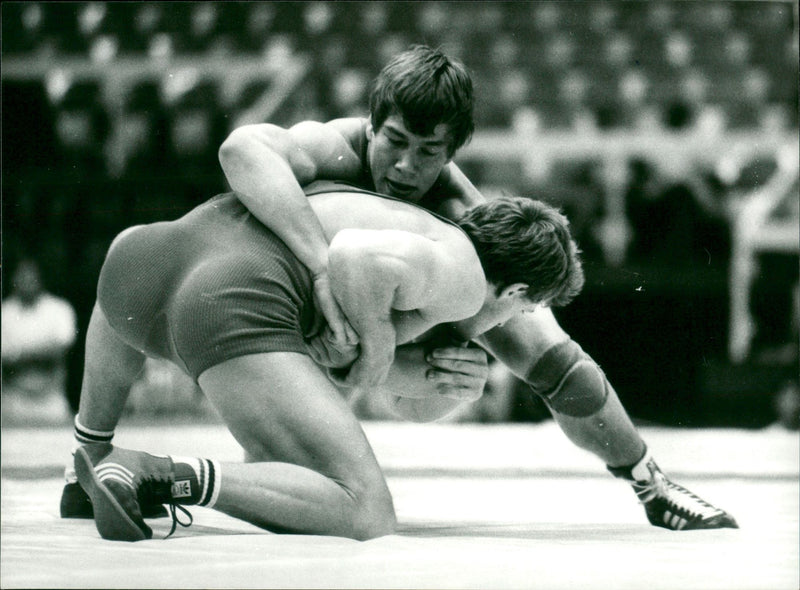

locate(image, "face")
(451, 284), (540, 341)
(14, 262), (43, 304)
(366, 114), (452, 202)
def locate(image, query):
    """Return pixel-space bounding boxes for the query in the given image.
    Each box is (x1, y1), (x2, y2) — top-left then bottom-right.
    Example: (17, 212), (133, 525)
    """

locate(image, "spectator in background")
(2, 259), (77, 426)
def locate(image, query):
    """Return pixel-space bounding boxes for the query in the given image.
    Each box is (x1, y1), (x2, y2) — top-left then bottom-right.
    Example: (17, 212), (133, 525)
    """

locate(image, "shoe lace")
(137, 476), (194, 539)
(166, 504), (194, 539)
(635, 472), (720, 520)
(137, 475), (172, 505)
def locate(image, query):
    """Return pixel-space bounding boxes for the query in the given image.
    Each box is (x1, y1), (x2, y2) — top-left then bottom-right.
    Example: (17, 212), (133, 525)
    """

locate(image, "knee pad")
(525, 340), (608, 417)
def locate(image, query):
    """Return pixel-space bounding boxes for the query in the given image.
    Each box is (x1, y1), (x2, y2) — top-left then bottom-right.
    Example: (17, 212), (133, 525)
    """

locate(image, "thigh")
(198, 352), (385, 483)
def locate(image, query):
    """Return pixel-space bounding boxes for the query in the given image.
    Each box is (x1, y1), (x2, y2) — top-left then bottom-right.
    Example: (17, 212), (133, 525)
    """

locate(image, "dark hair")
(456, 197), (585, 307)
(369, 45), (474, 156)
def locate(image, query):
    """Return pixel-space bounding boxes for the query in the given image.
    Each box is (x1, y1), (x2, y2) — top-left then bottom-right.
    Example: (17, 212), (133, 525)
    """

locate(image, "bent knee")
(352, 499), (396, 540)
(347, 482), (397, 540)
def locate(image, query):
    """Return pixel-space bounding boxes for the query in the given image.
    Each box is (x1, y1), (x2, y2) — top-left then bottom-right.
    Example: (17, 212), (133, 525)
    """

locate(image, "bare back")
(309, 190), (462, 244)
(307, 188), (485, 345)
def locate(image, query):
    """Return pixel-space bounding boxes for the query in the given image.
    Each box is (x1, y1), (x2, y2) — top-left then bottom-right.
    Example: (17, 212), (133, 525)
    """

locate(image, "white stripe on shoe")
(96, 463), (135, 489)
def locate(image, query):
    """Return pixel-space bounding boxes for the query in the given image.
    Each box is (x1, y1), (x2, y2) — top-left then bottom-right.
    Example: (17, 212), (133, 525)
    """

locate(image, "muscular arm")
(327, 228), (483, 388)
(219, 121), (363, 342)
(219, 122), (358, 274)
(376, 344), (476, 422)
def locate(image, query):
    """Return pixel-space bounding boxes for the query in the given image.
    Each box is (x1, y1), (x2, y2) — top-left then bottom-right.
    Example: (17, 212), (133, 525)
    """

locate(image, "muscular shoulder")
(396, 221), (484, 322)
(325, 117), (368, 143)
(286, 119), (364, 180)
(432, 227), (485, 317)
(392, 202), (485, 320)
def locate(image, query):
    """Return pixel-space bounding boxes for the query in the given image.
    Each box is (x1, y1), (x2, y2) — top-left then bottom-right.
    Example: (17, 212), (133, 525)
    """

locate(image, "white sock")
(169, 456), (222, 508)
(73, 414), (115, 445)
(630, 448), (657, 482)
(66, 415), (116, 484)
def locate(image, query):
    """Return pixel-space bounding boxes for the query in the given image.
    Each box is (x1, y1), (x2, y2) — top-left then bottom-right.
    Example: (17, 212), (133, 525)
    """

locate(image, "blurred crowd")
(2, 259), (76, 426)
(3, 2), (798, 129)
(2, 1), (798, 428)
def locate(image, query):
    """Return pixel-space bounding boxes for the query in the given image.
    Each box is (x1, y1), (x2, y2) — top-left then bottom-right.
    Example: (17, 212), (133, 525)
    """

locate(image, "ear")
(500, 283), (529, 300)
(366, 121), (375, 140)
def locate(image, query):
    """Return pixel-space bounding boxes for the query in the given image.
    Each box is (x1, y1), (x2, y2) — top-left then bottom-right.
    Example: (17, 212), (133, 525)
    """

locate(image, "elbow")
(218, 127), (251, 170)
(392, 396), (466, 423)
(390, 397), (428, 423)
(219, 125), (280, 174)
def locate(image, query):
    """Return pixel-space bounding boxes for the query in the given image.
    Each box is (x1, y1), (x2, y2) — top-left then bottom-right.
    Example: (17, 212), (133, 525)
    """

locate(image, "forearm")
(377, 344), (470, 422)
(393, 394), (468, 422)
(328, 234), (401, 386)
(219, 129), (329, 275)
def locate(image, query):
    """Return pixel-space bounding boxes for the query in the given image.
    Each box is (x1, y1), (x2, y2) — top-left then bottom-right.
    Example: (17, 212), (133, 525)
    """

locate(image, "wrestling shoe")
(59, 480), (169, 519)
(609, 451), (739, 531)
(74, 444), (196, 541)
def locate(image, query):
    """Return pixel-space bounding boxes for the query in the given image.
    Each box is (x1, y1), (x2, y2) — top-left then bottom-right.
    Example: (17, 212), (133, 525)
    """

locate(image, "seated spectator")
(2, 259), (77, 426)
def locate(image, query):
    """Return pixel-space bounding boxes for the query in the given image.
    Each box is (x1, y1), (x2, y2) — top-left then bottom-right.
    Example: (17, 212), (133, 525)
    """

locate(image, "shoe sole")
(60, 483), (169, 520)
(74, 447), (148, 542)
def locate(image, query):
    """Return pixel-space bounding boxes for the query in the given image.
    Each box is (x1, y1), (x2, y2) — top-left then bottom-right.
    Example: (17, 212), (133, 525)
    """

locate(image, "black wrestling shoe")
(60, 481), (168, 519)
(609, 453), (739, 531)
(75, 444), (192, 541)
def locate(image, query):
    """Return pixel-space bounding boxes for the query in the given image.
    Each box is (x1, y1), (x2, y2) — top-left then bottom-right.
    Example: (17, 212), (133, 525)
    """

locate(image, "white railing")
(727, 142), (799, 362)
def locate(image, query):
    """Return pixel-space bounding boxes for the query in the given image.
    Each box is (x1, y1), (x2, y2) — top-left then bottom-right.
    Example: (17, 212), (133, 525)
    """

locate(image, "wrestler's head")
(11, 259), (44, 305)
(453, 196), (585, 338)
(366, 45), (474, 201)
